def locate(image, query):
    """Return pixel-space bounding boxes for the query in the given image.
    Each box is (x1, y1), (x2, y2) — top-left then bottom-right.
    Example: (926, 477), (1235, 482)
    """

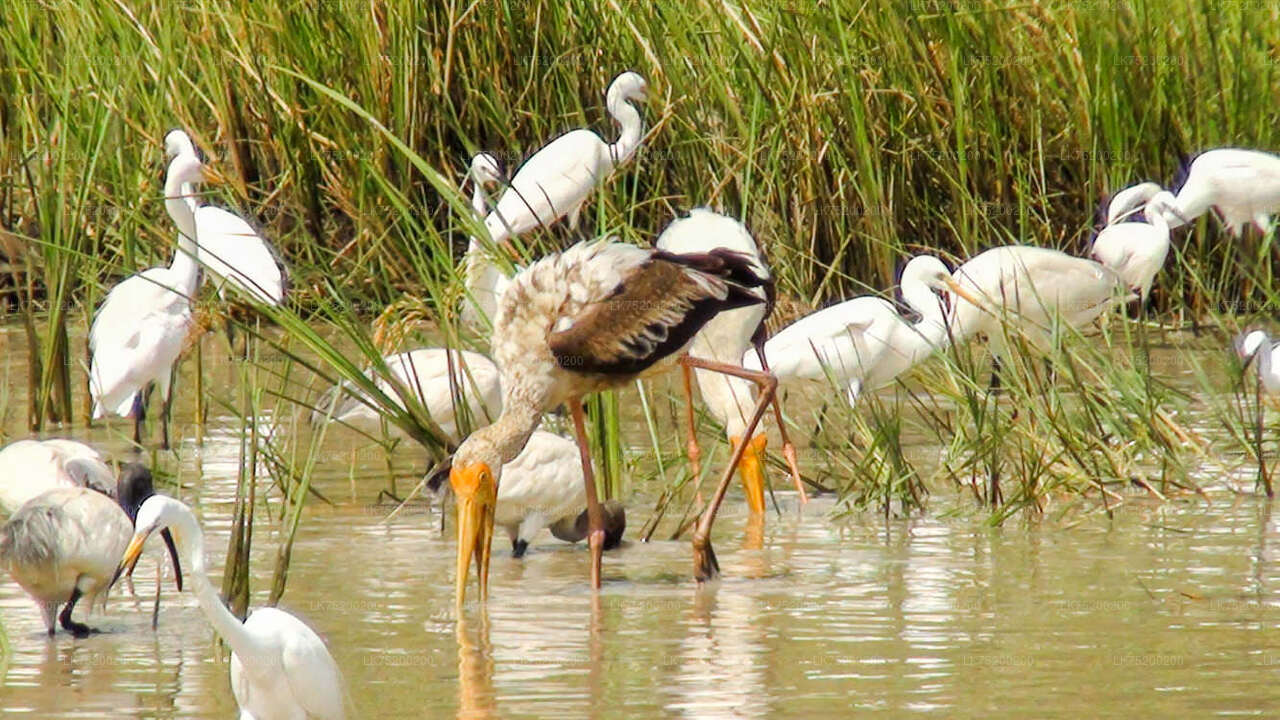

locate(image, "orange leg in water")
(680, 355), (780, 581)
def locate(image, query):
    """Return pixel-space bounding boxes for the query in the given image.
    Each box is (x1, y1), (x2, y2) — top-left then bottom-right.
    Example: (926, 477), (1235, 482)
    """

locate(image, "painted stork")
(447, 238), (775, 604)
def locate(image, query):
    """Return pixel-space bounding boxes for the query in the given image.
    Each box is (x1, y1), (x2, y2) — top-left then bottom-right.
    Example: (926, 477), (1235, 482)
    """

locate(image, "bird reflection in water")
(455, 612), (496, 720)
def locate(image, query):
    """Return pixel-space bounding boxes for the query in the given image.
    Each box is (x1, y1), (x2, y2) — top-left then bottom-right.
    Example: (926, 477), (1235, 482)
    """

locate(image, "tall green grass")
(4, 0), (1278, 315)
(2, 0), (1278, 544)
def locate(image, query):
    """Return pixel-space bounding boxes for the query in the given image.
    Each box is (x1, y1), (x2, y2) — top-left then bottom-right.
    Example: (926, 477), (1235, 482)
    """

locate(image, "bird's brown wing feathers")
(549, 249), (765, 377)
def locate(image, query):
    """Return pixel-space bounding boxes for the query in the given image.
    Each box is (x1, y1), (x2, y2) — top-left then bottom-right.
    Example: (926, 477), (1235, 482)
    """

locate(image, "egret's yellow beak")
(111, 531), (150, 588)
(452, 462), (496, 606)
(732, 434), (769, 515)
(944, 277), (985, 311)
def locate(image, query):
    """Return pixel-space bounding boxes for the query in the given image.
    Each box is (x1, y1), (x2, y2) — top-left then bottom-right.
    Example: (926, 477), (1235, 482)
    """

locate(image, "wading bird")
(90, 152), (204, 448)
(948, 245), (1130, 369)
(1091, 190), (1176, 303)
(430, 430), (626, 557)
(448, 238), (776, 605)
(744, 255), (979, 404)
(1107, 148), (1280, 236)
(0, 439), (115, 516)
(0, 463), (180, 637)
(655, 209), (804, 513)
(313, 348), (502, 444)
(164, 129), (286, 307)
(485, 72), (647, 246)
(462, 152), (514, 333)
(115, 495), (346, 720)
(1238, 330), (1280, 395)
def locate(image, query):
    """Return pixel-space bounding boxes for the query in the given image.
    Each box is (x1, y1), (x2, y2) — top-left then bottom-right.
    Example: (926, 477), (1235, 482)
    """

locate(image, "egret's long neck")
(175, 514), (272, 669)
(169, 233), (201, 299)
(165, 174), (198, 245)
(470, 183), (488, 219)
(607, 97), (643, 168)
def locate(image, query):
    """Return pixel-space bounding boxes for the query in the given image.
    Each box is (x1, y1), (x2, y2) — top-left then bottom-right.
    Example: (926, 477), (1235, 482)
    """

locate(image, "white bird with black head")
(0, 463), (181, 637)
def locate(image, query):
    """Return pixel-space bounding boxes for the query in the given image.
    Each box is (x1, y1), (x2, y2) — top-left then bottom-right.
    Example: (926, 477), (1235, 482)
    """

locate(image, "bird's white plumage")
(745, 255), (957, 404)
(131, 495), (346, 720)
(462, 153), (515, 332)
(484, 72), (647, 245)
(655, 209), (766, 437)
(949, 246), (1128, 357)
(164, 129), (286, 306)
(191, 206), (285, 306)
(1239, 330), (1280, 394)
(230, 607), (347, 720)
(1108, 148), (1280, 236)
(0, 439), (114, 516)
(0, 487), (132, 633)
(318, 348), (502, 444)
(1091, 191), (1173, 300)
(89, 153), (202, 424)
(493, 430), (587, 548)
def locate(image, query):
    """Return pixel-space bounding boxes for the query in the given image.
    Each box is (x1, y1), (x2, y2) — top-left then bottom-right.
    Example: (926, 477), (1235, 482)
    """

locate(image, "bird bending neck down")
(448, 239), (775, 605)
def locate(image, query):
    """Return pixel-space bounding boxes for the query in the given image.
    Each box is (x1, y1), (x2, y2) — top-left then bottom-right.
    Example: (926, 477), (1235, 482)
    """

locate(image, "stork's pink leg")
(753, 351), (806, 503)
(568, 398), (606, 590)
(681, 363), (703, 488)
(680, 356), (779, 582)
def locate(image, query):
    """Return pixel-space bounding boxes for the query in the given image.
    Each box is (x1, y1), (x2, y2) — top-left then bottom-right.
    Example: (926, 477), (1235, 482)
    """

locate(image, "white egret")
(90, 152), (203, 448)
(313, 348), (502, 444)
(115, 495), (346, 720)
(429, 429), (626, 557)
(1238, 330), (1280, 395)
(1107, 148), (1280, 235)
(948, 245), (1130, 363)
(461, 152), (514, 332)
(448, 238), (778, 604)
(655, 208), (804, 512)
(744, 255), (979, 404)
(164, 129), (286, 306)
(1091, 190), (1175, 302)
(0, 438), (114, 516)
(0, 463), (180, 637)
(484, 72), (647, 246)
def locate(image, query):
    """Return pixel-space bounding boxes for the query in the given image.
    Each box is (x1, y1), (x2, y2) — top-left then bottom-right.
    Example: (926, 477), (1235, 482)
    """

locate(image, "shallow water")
(2, 326), (1279, 717)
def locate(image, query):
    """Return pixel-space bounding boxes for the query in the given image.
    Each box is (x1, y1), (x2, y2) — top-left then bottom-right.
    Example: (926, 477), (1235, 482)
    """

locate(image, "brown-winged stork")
(446, 238), (777, 604)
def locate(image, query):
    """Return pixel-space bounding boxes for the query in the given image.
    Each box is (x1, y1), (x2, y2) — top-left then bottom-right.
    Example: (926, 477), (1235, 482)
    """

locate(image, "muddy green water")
(1, 327), (1278, 717)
